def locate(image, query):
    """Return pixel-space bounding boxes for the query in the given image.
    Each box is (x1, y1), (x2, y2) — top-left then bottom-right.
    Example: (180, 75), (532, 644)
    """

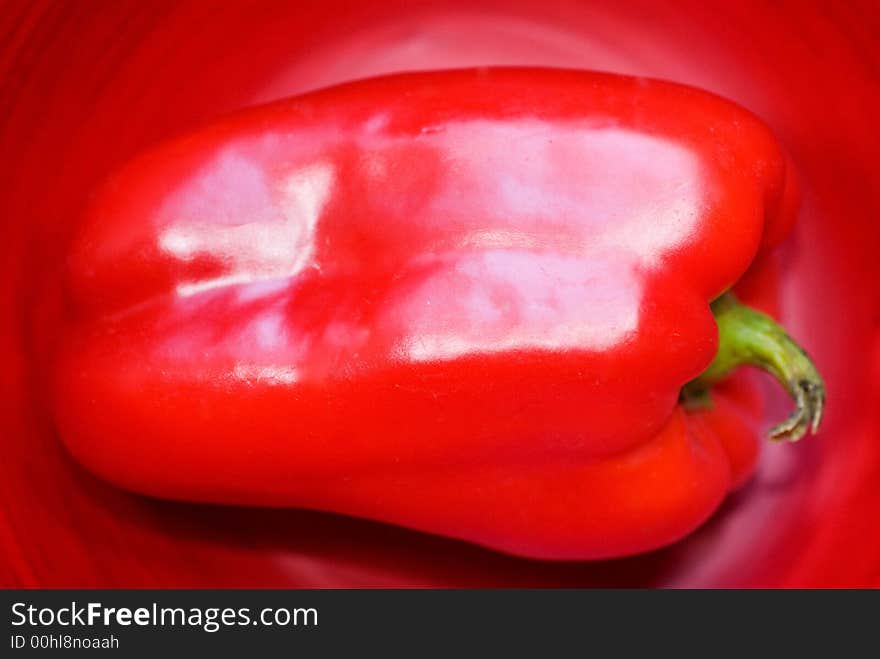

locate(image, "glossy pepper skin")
(53, 68), (800, 560)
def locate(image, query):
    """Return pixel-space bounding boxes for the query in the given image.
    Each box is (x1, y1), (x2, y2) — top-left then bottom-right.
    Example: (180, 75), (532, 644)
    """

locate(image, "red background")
(2, 0), (878, 587)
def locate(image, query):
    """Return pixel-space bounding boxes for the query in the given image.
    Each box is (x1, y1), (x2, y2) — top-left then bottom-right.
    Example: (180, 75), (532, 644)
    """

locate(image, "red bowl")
(2, 0), (878, 587)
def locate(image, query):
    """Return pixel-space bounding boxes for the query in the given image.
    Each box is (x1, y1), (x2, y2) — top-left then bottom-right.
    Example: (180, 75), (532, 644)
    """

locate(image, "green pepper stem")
(682, 293), (825, 442)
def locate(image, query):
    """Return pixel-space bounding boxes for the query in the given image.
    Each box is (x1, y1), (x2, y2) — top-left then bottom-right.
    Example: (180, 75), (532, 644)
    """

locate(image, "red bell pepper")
(52, 68), (823, 560)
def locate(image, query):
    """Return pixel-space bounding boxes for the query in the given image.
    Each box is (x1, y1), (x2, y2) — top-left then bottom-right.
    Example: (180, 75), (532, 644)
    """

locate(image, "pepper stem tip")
(683, 292), (825, 442)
